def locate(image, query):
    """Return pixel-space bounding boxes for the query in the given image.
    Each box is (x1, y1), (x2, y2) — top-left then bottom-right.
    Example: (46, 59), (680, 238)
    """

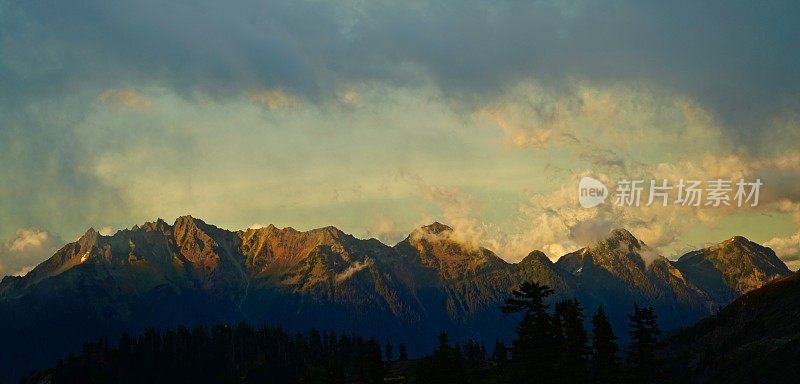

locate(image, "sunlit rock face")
(675, 235), (792, 303)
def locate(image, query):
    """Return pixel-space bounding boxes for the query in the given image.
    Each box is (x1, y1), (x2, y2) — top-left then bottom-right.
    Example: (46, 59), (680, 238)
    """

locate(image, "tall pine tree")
(590, 305), (621, 384)
(414, 332), (468, 384)
(501, 281), (557, 384)
(554, 299), (590, 384)
(492, 341), (509, 384)
(626, 303), (661, 384)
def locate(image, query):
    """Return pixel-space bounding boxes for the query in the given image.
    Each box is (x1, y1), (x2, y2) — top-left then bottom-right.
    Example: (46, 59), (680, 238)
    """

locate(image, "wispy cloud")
(249, 89), (300, 110)
(99, 88), (153, 111)
(0, 228), (62, 277)
(765, 232), (800, 263)
(335, 260), (371, 283)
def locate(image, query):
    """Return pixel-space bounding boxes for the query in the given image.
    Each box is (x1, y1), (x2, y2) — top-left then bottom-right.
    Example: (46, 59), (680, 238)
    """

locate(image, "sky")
(2, 0), (800, 275)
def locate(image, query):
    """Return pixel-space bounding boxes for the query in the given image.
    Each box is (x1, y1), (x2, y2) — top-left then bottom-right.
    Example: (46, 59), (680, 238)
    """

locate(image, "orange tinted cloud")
(99, 88), (153, 111)
(249, 88), (299, 110)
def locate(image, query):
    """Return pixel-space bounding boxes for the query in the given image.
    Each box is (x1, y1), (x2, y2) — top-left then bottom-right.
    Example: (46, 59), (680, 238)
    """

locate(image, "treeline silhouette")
(412, 281), (662, 384)
(21, 324), (390, 384)
(22, 282), (662, 383)
(496, 281), (661, 384)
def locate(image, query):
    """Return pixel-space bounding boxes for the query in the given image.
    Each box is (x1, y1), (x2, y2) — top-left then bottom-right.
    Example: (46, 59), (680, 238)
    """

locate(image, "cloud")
(2, 1), (798, 143)
(639, 246), (663, 269)
(98, 227), (115, 236)
(337, 87), (360, 104)
(8, 228), (50, 252)
(390, 146), (800, 262)
(478, 81), (723, 154)
(11, 265), (34, 277)
(365, 216), (404, 244)
(335, 260), (371, 283)
(764, 232), (800, 263)
(0, 228), (62, 277)
(496, 150), (800, 261)
(0, 85), (130, 239)
(407, 173), (488, 250)
(99, 88), (152, 111)
(249, 88), (300, 110)
(569, 219), (616, 247)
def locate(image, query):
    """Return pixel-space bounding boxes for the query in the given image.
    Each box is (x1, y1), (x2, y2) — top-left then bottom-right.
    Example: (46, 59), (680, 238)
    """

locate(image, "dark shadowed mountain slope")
(663, 272), (800, 383)
(516, 249), (576, 296)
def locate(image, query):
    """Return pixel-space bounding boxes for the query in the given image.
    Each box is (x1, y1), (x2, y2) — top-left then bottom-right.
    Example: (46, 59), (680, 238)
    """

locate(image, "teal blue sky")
(2, 1), (800, 275)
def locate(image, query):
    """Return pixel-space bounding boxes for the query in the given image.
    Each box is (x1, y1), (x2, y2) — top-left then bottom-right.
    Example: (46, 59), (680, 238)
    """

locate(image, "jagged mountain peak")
(603, 228), (643, 248)
(136, 218), (171, 233)
(172, 215), (216, 245)
(315, 225), (347, 238)
(77, 227), (99, 247)
(725, 235), (750, 244)
(171, 216), (238, 248)
(174, 214), (197, 225)
(700, 235), (760, 254)
(418, 222), (454, 235)
(172, 215), (211, 232)
(610, 227), (636, 238)
(239, 223), (371, 279)
(678, 235), (788, 270)
(242, 224), (280, 235)
(395, 223), (511, 281)
(243, 224), (349, 245)
(566, 228), (655, 266)
(675, 235), (791, 297)
(519, 250), (552, 266)
(555, 228), (683, 288)
(404, 222), (478, 253)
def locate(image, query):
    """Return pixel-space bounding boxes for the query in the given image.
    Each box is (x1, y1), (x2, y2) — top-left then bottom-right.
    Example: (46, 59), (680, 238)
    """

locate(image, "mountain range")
(0, 215), (792, 381)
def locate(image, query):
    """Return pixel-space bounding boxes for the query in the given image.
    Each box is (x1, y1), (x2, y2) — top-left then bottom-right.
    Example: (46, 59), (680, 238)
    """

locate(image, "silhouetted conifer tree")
(492, 340), (509, 384)
(501, 281), (557, 384)
(626, 303), (661, 383)
(414, 331), (468, 384)
(554, 299), (590, 384)
(590, 305), (621, 384)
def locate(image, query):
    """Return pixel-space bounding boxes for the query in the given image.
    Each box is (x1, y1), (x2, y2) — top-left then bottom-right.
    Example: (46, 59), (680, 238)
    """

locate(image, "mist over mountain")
(0, 216), (791, 381)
